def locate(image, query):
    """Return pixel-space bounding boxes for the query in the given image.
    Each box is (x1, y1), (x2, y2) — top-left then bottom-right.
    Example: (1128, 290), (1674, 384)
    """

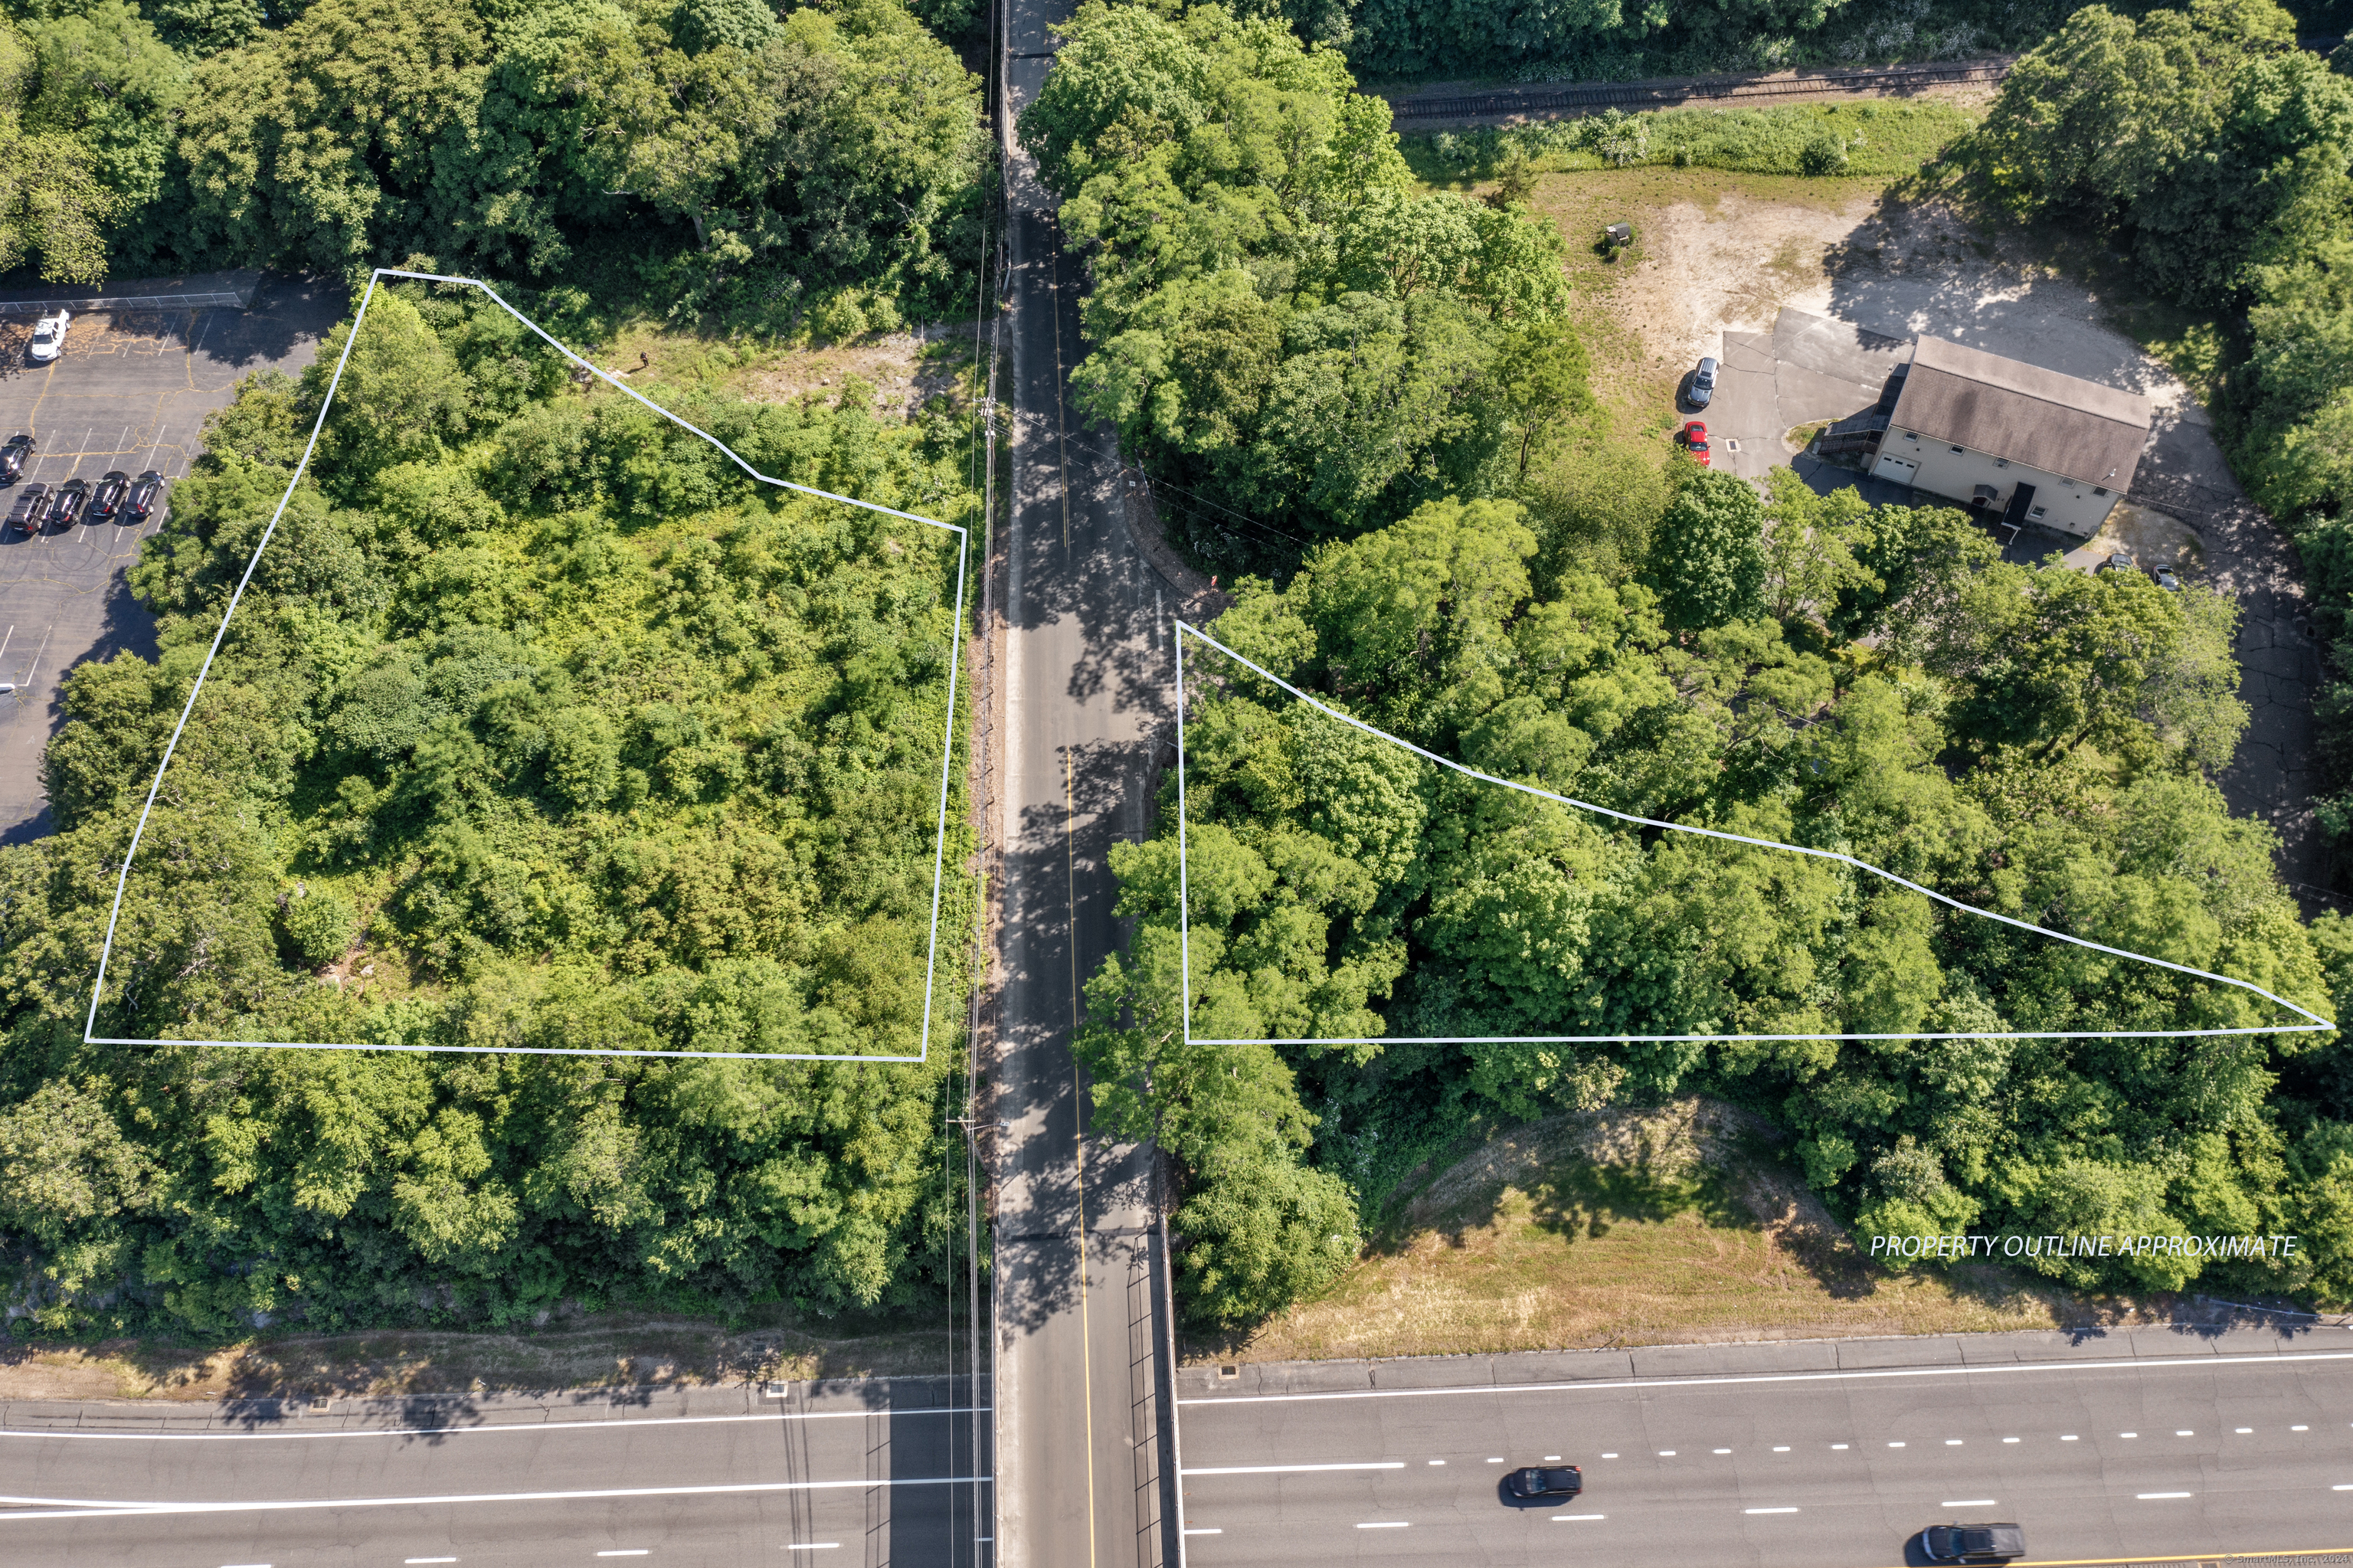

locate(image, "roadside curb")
(1176, 1322), (2353, 1400)
(0, 1373), (970, 1433)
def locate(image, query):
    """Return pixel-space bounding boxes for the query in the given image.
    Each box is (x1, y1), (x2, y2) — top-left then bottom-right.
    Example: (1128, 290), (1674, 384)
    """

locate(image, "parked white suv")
(28, 310), (69, 363)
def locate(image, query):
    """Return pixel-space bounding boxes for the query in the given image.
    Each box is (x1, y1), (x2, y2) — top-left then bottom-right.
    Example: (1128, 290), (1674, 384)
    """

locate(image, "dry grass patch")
(0, 1308), (958, 1403)
(1202, 1099), (2142, 1366)
(595, 322), (980, 425)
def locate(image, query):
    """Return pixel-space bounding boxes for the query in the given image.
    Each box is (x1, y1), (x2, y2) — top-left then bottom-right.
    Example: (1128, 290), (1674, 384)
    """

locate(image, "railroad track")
(1386, 57), (2013, 123)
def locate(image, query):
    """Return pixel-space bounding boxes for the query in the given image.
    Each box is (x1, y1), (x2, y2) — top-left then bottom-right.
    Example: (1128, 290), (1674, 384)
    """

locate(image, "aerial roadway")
(0, 1390), (983, 1568)
(1174, 1334), (2353, 1566)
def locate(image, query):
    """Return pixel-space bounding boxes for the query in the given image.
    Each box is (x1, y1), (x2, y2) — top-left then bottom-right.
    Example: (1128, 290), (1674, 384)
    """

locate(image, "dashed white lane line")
(2061, 1435), (2080, 1442)
(1354, 1521), (1409, 1529)
(2175, 1429), (2194, 1436)
(2137, 1492), (2194, 1501)
(1181, 1529), (1222, 1536)
(1552, 1514), (1605, 1521)
(1744, 1507), (1800, 1514)
(2327, 1485), (2353, 1491)
(2003, 1437), (2020, 1443)
(785, 1547), (840, 1553)
(1486, 1458), (1504, 1464)
(405, 1560), (458, 1564)
(596, 1555), (649, 1560)
(1944, 1439), (1963, 1446)
(1183, 1463), (1405, 1476)
(2121, 1432), (2139, 1439)
(1831, 1444), (1850, 1450)
(1713, 1448), (1731, 1454)
(1426, 1460), (1445, 1467)
(1543, 1455), (1562, 1462)
(1943, 1500), (1998, 1507)
(1888, 1442), (1906, 1449)
(2238, 1428), (2254, 1433)
(1772, 1445), (1789, 1452)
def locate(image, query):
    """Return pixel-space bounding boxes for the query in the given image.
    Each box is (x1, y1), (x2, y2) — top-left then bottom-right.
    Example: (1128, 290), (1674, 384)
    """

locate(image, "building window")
(1950, 444), (1964, 453)
(1903, 432), (1917, 441)
(1995, 459), (2008, 469)
(2093, 486), (2108, 496)
(2030, 506), (2047, 519)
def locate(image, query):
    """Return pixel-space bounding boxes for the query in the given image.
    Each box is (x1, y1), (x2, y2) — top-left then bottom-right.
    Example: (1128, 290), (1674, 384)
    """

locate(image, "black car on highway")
(124, 469), (165, 523)
(51, 476), (90, 527)
(0, 433), (31, 483)
(8, 481), (51, 533)
(1505, 1465), (1582, 1500)
(1923, 1521), (2026, 1562)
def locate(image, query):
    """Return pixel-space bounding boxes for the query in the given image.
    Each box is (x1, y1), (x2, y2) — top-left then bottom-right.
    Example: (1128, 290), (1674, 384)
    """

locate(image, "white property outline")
(84, 269), (970, 1062)
(1172, 622), (2335, 1047)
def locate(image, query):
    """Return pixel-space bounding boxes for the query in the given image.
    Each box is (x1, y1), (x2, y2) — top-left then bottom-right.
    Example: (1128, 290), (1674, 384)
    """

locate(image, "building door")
(1874, 453), (1917, 483)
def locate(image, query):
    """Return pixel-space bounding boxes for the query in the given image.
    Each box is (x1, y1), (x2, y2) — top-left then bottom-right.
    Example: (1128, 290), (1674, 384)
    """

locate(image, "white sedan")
(28, 309), (69, 362)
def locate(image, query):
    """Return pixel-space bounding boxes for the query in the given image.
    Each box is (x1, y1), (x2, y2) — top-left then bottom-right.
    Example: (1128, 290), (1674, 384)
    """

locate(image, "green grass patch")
(1406, 100), (1982, 186)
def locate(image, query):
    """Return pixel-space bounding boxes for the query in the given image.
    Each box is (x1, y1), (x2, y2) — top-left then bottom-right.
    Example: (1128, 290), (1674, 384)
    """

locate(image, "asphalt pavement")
(0, 278), (342, 842)
(0, 1380), (982, 1568)
(991, 2), (1181, 1565)
(1173, 1327), (2353, 1566)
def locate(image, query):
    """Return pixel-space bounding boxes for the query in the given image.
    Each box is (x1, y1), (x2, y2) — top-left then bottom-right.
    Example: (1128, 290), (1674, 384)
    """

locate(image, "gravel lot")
(0, 277), (343, 843)
(1575, 178), (2321, 889)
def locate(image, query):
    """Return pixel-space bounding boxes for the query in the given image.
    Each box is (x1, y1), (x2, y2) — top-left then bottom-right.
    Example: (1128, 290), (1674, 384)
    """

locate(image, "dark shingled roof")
(1888, 337), (2152, 490)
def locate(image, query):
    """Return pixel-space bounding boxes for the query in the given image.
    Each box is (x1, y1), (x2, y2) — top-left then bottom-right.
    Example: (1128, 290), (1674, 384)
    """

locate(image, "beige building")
(1869, 337), (2152, 538)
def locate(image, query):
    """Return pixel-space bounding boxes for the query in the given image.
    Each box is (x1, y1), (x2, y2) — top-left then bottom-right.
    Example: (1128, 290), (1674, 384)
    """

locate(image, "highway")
(0, 1386), (983, 1568)
(1172, 1331), (2353, 1566)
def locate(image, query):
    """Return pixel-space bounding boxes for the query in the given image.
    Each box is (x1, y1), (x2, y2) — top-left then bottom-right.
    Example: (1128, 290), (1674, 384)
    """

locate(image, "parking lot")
(0, 278), (342, 842)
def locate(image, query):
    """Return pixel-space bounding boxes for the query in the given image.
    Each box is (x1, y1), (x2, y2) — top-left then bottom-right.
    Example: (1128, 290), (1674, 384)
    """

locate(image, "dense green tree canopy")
(1085, 475), (2353, 1325)
(0, 284), (977, 1335)
(1021, 2), (1576, 563)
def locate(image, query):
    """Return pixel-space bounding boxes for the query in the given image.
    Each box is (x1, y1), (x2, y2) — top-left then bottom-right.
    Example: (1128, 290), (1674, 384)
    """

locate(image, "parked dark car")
(51, 476), (90, 527)
(0, 433), (32, 483)
(123, 469), (165, 523)
(1688, 355), (1719, 409)
(8, 481), (51, 533)
(1923, 1521), (2027, 1563)
(89, 470), (128, 522)
(1505, 1465), (1582, 1500)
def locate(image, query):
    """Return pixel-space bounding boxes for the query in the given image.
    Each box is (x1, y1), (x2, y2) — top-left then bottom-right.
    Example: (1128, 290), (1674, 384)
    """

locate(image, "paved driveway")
(0, 277), (342, 843)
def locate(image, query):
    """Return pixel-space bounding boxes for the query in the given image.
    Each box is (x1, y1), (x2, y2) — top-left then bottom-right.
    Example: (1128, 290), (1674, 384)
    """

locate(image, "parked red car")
(1682, 419), (1710, 466)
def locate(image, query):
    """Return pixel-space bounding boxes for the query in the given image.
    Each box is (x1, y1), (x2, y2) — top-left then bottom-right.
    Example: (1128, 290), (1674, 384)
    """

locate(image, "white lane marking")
(596, 1554), (649, 1560)
(1600, 1453), (1618, 1458)
(2298, 1426), (2313, 1432)
(1772, 1446), (1789, 1452)
(1713, 1448), (1731, 1454)
(2175, 1429), (2194, 1436)
(2060, 1435), (2079, 1442)
(785, 1547), (840, 1552)
(1888, 1442), (1906, 1449)
(1944, 1439), (1963, 1446)
(1485, 1458), (1504, 1464)
(1744, 1507), (1799, 1514)
(0, 1409), (987, 1443)
(2121, 1432), (2139, 1439)
(2137, 1492), (2193, 1500)
(1178, 1348), (2353, 1406)
(405, 1560), (457, 1564)
(1831, 1444), (1849, 1451)
(1551, 1514), (1605, 1521)
(2329, 1485), (2353, 1491)
(2002, 1437), (2020, 1443)
(1180, 1530), (1222, 1536)
(1658, 1450), (1676, 1456)
(0, 1475), (992, 1522)
(1181, 1463), (1404, 1476)
(1942, 1500), (1998, 1507)
(1543, 1455), (1562, 1462)
(1427, 1459), (1444, 1466)
(1354, 1521), (1409, 1529)
(2237, 1428), (2253, 1433)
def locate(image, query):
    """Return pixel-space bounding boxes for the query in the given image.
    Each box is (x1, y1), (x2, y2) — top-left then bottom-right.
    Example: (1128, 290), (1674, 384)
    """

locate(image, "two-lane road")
(1176, 1335), (2353, 1565)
